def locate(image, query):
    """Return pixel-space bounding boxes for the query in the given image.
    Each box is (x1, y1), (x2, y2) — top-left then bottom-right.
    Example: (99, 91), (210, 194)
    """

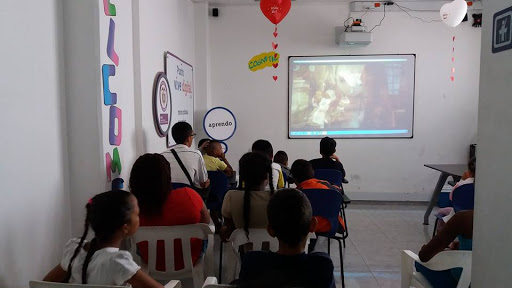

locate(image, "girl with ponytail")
(220, 152), (275, 241)
(42, 190), (164, 288)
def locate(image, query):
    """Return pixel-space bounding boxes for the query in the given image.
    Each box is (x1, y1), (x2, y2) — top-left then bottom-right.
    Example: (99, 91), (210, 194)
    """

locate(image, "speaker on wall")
(212, 8), (219, 17)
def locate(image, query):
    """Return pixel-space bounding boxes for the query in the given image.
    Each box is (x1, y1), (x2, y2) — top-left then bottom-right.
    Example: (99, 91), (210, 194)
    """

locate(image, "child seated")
(220, 152), (274, 241)
(198, 138), (210, 155)
(416, 210), (473, 288)
(203, 140), (233, 177)
(436, 157), (476, 231)
(274, 150), (292, 182)
(42, 190), (164, 288)
(238, 188), (334, 288)
(252, 139), (285, 190)
(291, 159), (345, 235)
(310, 137), (349, 184)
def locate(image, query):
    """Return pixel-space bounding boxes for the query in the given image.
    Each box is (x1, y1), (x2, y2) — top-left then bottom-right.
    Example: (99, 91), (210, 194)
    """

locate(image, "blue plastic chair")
(302, 188), (345, 288)
(314, 169), (350, 244)
(314, 169), (344, 187)
(171, 182), (191, 190)
(432, 183), (475, 238)
(452, 183), (475, 212)
(206, 171), (229, 210)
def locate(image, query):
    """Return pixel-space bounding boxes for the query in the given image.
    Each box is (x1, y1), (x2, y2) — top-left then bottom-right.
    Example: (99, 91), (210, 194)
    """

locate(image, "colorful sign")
(153, 72), (172, 136)
(248, 51), (280, 72)
(100, 0), (123, 183)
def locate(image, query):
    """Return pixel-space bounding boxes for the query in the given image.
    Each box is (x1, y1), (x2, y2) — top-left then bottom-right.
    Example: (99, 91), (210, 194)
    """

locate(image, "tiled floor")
(210, 201), (434, 288)
(325, 202), (434, 288)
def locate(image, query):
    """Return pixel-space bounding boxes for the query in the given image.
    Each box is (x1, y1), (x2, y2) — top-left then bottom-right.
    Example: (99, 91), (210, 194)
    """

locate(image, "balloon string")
(273, 25), (278, 81)
(451, 35), (455, 82)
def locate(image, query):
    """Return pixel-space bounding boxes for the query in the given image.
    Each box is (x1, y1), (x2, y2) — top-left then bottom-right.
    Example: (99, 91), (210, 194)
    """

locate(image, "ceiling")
(192, 0), (446, 5)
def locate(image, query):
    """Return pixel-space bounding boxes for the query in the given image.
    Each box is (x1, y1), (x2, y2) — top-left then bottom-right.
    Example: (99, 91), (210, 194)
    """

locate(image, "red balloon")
(260, 0), (291, 25)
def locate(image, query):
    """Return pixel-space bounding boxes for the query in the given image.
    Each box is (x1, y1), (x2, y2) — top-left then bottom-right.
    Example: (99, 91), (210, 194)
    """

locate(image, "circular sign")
(220, 141), (228, 154)
(203, 107), (237, 141)
(153, 72), (172, 136)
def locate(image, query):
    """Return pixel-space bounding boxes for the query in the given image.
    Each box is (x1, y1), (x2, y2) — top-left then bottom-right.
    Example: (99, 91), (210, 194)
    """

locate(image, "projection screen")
(288, 54), (415, 139)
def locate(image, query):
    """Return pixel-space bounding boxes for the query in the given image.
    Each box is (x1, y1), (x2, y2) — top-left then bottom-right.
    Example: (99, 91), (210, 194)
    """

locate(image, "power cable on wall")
(368, 4), (387, 32)
(394, 3), (443, 23)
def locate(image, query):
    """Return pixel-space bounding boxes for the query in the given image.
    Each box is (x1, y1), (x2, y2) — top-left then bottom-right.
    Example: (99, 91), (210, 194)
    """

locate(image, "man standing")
(162, 122), (210, 190)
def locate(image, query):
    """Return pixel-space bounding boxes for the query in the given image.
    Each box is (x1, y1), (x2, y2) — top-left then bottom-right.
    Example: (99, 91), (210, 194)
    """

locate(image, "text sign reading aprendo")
(203, 107), (237, 141)
(248, 51), (280, 72)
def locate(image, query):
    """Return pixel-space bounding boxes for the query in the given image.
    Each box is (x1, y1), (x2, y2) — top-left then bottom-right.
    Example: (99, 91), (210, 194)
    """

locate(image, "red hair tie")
(88, 198), (93, 205)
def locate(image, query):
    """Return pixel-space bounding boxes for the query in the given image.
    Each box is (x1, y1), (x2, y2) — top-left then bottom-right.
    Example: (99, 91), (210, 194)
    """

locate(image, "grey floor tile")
(392, 241), (425, 254)
(338, 254), (371, 273)
(335, 271), (381, 288)
(361, 250), (402, 272)
(372, 271), (402, 288)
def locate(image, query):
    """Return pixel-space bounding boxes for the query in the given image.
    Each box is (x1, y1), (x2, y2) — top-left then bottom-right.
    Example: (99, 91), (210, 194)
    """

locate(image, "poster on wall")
(164, 52), (194, 147)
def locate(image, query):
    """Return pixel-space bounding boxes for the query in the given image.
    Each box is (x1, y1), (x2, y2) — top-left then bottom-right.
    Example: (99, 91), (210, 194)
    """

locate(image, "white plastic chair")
(223, 228), (279, 284)
(132, 224), (214, 288)
(201, 277), (235, 288)
(29, 280), (181, 288)
(401, 250), (472, 288)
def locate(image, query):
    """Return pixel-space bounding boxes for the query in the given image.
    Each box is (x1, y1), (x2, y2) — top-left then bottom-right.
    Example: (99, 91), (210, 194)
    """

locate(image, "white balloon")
(440, 0), (468, 28)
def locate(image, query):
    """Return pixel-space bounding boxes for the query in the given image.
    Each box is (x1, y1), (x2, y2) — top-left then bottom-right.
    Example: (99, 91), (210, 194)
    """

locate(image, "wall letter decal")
(103, 0), (116, 16)
(107, 19), (119, 66)
(105, 147), (122, 182)
(109, 106), (122, 146)
(102, 64), (117, 105)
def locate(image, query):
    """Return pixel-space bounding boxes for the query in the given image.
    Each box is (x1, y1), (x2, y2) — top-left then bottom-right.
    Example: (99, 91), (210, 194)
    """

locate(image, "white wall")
(195, 2), (212, 140)
(62, 0), (105, 236)
(209, 3), (481, 200)
(136, 0), (206, 153)
(473, 0), (512, 286)
(0, 1), (71, 287)
(0, 0), (206, 286)
(63, 0), (138, 236)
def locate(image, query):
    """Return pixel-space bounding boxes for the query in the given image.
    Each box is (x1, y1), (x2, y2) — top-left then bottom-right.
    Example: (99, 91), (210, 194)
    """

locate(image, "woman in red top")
(129, 153), (210, 271)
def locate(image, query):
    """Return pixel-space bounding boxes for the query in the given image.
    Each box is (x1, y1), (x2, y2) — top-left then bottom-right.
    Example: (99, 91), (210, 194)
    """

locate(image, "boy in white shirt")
(161, 122), (210, 189)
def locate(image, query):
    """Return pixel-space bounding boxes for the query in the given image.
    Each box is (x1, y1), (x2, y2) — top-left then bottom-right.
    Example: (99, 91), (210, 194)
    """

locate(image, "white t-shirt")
(269, 162), (282, 190)
(162, 144), (209, 187)
(60, 238), (140, 286)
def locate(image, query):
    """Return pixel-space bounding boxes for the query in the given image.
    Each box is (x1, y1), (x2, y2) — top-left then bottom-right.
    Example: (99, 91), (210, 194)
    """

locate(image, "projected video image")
(289, 55), (415, 138)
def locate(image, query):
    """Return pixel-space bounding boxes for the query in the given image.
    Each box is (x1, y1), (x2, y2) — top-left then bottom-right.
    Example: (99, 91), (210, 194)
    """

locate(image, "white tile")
(372, 271), (402, 288)
(392, 241), (425, 254)
(338, 254), (371, 273)
(335, 271), (381, 288)
(360, 250), (402, 272)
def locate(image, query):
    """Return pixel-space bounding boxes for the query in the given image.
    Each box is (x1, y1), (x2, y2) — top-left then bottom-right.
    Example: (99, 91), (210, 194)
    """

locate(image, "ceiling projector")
(335, 26), (373, 46)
